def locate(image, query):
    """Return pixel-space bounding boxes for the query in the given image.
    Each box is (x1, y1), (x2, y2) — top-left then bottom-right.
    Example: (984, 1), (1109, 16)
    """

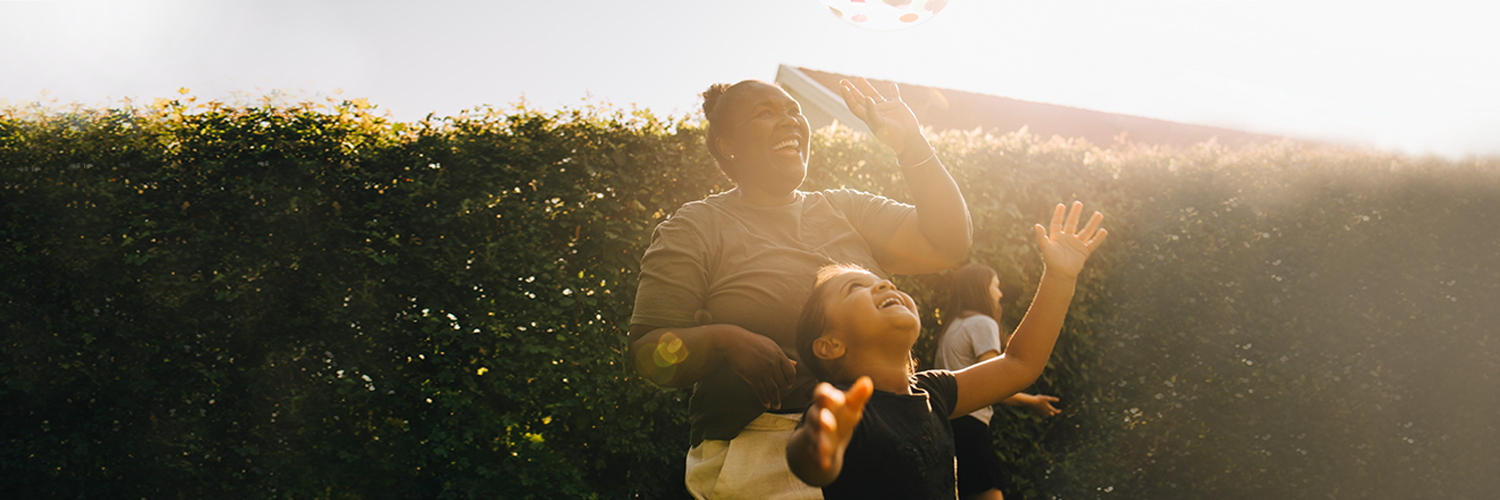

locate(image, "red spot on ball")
(852, 14), (868, 22)
(899, 13), (919, 22)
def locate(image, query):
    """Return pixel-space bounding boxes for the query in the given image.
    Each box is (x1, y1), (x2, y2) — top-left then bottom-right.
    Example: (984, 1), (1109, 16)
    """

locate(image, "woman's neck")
(735, 185), (797, 207)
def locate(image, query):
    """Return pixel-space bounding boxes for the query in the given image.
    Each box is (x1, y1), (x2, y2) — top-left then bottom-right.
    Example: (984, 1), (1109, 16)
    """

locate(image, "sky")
(3, 0), (1498, 158)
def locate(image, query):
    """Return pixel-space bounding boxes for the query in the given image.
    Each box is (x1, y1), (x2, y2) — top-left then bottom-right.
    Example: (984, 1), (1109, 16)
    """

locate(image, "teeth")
(773, 139), (799, 150)
(881, 298), (900, 308)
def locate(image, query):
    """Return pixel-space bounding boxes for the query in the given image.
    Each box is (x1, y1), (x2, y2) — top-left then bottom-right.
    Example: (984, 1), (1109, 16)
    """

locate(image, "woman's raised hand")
(1033, 201), (1108, 280)
(838, 77), (931, 165)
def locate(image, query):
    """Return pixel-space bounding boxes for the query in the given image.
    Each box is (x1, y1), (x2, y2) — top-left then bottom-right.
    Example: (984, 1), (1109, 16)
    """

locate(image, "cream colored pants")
(684, 412), (823, 500)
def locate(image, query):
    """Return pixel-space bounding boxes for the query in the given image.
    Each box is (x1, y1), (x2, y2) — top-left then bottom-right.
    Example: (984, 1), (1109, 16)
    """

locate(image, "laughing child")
(786, 201), (1108, 499)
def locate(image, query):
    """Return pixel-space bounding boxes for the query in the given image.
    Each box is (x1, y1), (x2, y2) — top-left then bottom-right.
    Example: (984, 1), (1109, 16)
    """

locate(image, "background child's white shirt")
(934, 314), (1005, 424)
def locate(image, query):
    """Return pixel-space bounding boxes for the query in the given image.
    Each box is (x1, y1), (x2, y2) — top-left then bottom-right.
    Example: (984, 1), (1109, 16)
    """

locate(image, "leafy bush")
(3, 96), (1497, 499)
(1057, 145), (1500, 499)
(1, 98), (717, 499)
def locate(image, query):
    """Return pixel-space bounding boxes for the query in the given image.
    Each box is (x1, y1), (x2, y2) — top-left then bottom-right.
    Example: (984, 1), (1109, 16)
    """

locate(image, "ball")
(820, 0), (950, 32)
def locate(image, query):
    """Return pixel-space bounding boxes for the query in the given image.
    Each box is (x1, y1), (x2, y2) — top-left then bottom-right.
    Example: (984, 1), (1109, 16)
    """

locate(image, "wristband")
(897, 149), (937, 169)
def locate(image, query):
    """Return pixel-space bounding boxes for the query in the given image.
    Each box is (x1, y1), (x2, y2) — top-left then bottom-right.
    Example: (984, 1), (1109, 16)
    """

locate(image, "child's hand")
(1034, 201), (1108, 280)
(1024, 394), (1062, 418)
(1002, 392), (1062, 418)
(806, 377), (874, 470)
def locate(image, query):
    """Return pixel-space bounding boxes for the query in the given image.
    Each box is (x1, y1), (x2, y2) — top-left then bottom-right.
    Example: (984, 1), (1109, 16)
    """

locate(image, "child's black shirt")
(824, 370), (960, 500)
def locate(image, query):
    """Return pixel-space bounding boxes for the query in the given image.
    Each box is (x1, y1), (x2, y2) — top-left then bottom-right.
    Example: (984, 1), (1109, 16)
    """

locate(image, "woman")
(935, 263), (1065, 500)
(628, 77), (972, 499)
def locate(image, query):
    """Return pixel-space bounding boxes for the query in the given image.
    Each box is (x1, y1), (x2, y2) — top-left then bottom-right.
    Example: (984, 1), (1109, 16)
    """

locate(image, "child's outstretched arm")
(787, 377), (874, 487)
(1002, 393), (1063, 418)
(950, 201), (1107, 418)
(975, 351), (1064, 417)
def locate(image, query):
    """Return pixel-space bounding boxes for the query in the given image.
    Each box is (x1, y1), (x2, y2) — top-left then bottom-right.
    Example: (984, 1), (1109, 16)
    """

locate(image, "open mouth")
(879, 296), (903, 309)
(772, 138), (801, 155)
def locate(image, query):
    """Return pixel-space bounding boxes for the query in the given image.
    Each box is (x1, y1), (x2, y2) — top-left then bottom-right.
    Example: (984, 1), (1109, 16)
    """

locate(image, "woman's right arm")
(628, 323), (799, 410)
(838, 78), (971, 275)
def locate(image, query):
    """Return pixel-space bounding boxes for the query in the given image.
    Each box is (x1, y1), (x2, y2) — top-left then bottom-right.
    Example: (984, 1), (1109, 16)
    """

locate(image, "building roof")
(775, 64), (1289, 149)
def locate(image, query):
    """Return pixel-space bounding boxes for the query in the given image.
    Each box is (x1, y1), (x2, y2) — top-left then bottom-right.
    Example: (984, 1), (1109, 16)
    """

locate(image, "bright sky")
(3, 0), (1497, 158)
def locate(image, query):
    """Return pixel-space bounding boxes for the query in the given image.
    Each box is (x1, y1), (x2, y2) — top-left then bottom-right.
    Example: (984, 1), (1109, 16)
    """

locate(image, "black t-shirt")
(823, 370), (960, 500)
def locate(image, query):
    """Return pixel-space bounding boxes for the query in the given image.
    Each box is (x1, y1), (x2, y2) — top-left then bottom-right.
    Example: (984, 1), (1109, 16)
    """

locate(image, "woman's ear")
(812, 336), (846, 361)
(715, 137), (737, 162)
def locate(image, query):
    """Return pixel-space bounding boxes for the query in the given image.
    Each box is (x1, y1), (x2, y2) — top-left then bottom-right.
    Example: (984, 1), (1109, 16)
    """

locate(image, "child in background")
(786, 202), (1106, 499)
(935, 263), (1064, 500)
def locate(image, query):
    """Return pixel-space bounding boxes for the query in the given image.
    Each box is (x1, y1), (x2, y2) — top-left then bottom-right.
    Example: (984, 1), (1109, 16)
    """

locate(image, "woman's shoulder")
(660, 191), (741, 224)
(807, 187), (882, 203)
(678, 190), (735, 211)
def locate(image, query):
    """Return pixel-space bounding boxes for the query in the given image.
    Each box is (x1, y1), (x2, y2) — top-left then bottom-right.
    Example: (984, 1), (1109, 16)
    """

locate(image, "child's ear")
(812, 336), (846, 361)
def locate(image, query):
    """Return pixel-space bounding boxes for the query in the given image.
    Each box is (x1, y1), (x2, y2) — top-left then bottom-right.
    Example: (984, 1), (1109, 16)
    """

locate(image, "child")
(935, 263), (1064, 500)
(786, 202), (1107, 499)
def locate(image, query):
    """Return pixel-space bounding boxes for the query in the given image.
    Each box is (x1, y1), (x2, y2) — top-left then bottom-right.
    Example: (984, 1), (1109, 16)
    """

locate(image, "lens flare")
(636, 331), (692, 385)
(653, 334), (688, 367)
(819, 0), (950, 32)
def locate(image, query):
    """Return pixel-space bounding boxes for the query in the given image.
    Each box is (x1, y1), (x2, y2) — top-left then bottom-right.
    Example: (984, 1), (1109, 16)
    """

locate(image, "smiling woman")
(705, 81), (813, 205)
(626, 77), (972, 499)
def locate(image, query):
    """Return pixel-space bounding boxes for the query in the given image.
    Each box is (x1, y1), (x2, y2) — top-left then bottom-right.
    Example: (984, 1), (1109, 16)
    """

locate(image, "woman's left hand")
(839, 77), (931, 165)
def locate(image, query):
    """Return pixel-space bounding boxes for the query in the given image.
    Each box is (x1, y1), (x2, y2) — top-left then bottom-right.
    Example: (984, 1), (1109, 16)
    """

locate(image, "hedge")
(3, 96), (1497, 499)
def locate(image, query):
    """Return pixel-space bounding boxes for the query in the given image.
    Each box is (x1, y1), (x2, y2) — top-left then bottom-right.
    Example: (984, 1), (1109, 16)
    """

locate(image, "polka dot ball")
(820, 0), (950, 32)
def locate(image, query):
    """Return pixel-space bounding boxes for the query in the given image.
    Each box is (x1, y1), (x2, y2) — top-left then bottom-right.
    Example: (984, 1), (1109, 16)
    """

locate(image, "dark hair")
(939, 263), (1001, 348)
(795, 264), (867, 383)
(796, 264), (918, 383)
(701, 80), (771, 182)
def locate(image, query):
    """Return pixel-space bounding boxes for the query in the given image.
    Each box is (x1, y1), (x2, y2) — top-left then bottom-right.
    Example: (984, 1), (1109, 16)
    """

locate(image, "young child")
(786, 202), (1107, 499)
(935, 263), (1064, 500)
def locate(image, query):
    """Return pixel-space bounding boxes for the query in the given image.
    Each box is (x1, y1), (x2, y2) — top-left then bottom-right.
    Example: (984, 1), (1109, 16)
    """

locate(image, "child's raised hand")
(1033, 201), (1108, 280)
(806, 377), (874, 470)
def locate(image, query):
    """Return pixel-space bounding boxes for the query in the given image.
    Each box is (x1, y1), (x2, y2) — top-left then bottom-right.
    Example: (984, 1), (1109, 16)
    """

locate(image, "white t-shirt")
(934, 314), (1005, 424)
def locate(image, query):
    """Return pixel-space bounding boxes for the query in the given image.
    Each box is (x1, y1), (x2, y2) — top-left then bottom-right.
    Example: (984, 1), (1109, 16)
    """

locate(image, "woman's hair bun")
(701, 83), (734, 118)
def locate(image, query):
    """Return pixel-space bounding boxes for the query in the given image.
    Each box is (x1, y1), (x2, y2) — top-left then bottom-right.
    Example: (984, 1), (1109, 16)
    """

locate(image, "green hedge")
(0, 98), (720, 499)
(3, 97), (1497, 499)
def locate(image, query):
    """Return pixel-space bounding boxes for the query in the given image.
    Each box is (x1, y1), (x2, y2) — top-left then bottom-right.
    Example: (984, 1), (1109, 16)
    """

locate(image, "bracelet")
(897, 149), (937, 169)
